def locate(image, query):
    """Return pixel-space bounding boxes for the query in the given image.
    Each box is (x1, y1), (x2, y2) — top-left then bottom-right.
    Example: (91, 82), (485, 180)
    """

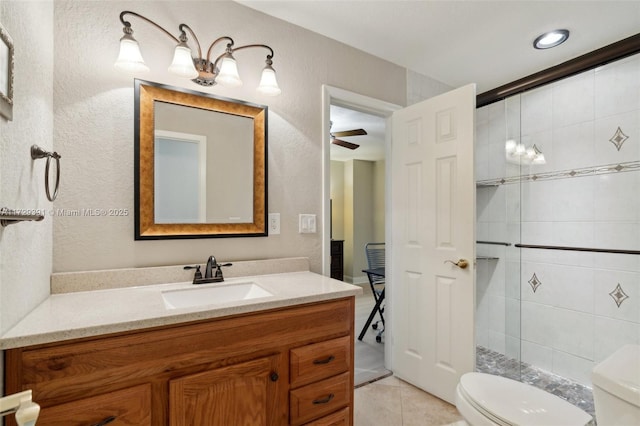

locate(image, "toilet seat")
(457, 373), (592, 426)
(456, 382), (510, 426)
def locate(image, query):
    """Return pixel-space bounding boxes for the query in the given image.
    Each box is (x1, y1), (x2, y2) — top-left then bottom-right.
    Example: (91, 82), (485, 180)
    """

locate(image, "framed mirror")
(134, 79), (267, 239)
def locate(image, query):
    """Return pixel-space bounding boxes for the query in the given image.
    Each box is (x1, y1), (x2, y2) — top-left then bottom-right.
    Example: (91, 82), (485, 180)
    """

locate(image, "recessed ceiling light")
(533, 29), (570, 49)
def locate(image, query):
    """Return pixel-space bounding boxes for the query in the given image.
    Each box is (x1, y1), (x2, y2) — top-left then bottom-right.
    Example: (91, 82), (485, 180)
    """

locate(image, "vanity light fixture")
(505, 139), (546, 164)
(114, 11), (281, 95)
(533, 29), (570, 50)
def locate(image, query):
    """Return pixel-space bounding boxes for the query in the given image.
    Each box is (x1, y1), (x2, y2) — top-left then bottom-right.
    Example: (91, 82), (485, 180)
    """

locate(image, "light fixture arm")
(178, 23), (203, 61)
(212, 43), (275, 70)
(231, 44), (275, 61)
(119, 11), (180, 44)
(207, 37), (235, 72)
(232, 44), (274, 58)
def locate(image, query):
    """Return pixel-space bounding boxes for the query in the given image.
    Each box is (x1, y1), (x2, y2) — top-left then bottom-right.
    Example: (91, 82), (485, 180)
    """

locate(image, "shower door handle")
(444, 259), (469, 269)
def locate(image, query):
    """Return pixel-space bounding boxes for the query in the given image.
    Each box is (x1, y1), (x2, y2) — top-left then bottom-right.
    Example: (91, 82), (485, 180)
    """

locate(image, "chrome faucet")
(184, 255), (233, 284)
(205, 255), (218, 280)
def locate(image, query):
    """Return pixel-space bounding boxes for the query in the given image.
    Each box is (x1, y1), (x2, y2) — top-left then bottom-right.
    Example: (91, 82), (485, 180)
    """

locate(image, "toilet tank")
(592, 344), (640, 425)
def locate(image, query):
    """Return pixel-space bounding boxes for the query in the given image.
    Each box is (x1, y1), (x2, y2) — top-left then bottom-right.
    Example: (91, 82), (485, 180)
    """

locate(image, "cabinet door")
(169, 354), (285, 426)
(34, 384), (151, 426)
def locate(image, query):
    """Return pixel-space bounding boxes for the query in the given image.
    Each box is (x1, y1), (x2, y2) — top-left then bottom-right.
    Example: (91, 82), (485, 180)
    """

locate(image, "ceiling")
(330, 105), (386, 162)
(238, 0), (640, 161)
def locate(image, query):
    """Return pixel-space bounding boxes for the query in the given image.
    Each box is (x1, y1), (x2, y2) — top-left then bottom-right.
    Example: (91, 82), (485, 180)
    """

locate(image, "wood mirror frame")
(134, 79), (267, 239)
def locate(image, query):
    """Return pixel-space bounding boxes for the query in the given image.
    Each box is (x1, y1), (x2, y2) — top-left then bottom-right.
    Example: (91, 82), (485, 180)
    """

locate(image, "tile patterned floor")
(354, 375), (464, 426)
(354, 288), (463, 425)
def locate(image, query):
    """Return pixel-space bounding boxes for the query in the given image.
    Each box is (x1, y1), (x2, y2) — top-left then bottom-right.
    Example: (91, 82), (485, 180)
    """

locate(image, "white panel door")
(390, 84), (476, 404)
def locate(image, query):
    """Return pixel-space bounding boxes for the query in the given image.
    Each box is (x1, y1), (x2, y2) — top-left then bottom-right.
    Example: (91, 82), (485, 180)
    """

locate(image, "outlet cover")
(299, 214), (316, 233)
(268, 213), (280, 234)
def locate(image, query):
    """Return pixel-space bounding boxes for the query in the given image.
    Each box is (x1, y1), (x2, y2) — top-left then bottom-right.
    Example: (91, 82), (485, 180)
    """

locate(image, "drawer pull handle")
(270, 372), (279, 382)
(312, 393), (335, 405)
(91, 416), (116, 426)
(313, 355), (335, 365)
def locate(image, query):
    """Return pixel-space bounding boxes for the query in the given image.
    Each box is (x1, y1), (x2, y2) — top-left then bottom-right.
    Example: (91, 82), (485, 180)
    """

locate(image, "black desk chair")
(362, 242), (385, 343)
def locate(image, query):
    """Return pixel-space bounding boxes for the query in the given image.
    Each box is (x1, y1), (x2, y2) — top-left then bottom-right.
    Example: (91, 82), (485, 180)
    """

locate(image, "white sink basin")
(162, 282), (273, 309)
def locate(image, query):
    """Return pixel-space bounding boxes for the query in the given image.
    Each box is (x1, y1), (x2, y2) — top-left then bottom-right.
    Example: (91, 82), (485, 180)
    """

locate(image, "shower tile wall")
(476, 53), (640, 387)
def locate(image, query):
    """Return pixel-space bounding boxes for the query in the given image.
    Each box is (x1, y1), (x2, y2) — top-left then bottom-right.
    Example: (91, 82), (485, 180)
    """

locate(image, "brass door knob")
(444, 259), (469, 269)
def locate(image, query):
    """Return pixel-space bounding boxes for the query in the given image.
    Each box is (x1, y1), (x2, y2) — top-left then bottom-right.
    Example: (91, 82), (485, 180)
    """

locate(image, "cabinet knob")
(270, 372), (279, 382)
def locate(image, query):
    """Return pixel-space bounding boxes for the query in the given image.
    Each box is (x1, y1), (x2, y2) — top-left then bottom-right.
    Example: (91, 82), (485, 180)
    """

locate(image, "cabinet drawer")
(304, 407), (350, 425)
(35, 384), (151, 426)
(290, 336), (351, 388)
(290, 372), (350, 425)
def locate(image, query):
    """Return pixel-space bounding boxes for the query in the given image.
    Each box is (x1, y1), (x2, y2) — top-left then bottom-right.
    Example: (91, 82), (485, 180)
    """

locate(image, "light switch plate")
(268, 213), (280, 234)
(299, 214), (316, 233)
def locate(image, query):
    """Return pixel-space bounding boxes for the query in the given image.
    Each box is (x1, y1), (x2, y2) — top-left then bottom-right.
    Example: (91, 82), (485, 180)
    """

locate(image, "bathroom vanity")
(1, 265), (361, 426)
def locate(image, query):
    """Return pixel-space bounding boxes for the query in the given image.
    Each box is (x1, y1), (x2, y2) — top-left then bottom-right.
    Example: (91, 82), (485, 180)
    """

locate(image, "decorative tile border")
(609, 283), (629, 308)
(528, 273), (542, 293)
(477, 161), (640, 187)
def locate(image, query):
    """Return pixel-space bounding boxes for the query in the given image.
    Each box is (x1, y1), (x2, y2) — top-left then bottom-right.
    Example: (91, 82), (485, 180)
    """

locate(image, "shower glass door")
(476, 52), (640, 420)
(475, 95), (523, 379)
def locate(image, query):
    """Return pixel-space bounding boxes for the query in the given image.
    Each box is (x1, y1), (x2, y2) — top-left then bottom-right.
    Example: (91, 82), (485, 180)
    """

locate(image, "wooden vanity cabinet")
(4, 298), (355, 426)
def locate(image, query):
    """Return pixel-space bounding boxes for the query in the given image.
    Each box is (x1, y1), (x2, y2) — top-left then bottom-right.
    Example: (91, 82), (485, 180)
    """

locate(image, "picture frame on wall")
(0, 23), (14, 121)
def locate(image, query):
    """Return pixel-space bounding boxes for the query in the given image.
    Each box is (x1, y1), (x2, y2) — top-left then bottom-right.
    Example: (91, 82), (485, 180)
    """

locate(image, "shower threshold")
(476, 346), (596, 423)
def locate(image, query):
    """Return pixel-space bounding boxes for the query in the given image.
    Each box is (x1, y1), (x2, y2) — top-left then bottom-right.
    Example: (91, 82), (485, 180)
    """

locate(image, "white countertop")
(0, 271), (362, 349)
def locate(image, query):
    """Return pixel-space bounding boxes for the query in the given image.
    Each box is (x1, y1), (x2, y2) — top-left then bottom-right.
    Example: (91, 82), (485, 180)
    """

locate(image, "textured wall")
(0, 1), (53, 335)
(52, 0), (406, 274)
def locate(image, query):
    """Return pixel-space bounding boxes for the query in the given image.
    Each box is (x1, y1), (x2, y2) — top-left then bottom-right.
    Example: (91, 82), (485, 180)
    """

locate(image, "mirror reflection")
(135, 80), (267, 239)
(153, 102), (254, 224)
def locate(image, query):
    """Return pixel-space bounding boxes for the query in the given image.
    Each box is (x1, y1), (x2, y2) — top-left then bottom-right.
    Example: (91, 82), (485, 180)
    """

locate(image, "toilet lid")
(459, 373), (592, 426)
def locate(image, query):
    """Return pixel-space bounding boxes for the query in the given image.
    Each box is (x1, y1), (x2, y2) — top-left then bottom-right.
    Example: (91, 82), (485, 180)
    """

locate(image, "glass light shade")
(526, 147), (536, 158)
(505, 139), (517, 154)
(168, 44), (198, 79)
(257, 66), (281, 96)
(216, 55), (242, 87)
(114, 35), (149, 72)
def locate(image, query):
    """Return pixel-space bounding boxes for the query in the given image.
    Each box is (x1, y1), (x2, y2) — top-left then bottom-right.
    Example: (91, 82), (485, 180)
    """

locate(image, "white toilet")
(456, 344), (640, 425)
(455, 372), (592, 425)
(592, 344), (640, 425)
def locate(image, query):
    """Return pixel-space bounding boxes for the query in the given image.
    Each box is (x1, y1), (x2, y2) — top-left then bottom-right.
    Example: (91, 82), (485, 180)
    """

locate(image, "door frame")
(321, 85), (401, 366)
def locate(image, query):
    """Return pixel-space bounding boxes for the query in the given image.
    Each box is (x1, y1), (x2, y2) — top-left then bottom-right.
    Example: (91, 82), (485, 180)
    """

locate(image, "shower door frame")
(477, 33), (640, 108)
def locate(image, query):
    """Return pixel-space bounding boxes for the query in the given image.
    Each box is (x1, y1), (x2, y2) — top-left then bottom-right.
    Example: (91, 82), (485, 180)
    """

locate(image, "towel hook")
(31, 145), (61, 202)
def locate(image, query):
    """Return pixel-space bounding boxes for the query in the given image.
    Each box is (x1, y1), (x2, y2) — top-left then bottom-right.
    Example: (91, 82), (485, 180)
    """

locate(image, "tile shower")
(474, 52), (640, 417)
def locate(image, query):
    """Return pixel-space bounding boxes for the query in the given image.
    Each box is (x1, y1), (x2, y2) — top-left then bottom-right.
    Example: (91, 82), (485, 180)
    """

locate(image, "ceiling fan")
(330, 122), (368, 150)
